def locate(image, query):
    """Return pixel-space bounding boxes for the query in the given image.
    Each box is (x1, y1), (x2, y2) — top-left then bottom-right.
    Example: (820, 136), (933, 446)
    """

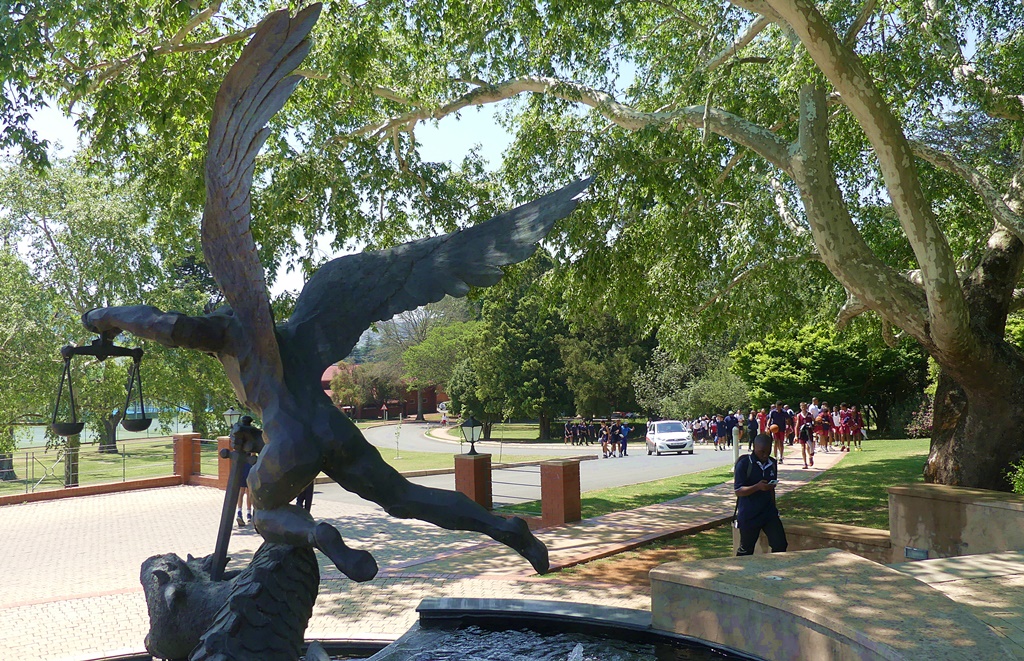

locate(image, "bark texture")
(926, 230), (1024, 489)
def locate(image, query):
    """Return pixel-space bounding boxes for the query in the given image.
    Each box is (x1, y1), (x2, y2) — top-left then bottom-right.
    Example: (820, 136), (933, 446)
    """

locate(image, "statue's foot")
(504, 516), (549, 575)
(312, 522), (378, 582)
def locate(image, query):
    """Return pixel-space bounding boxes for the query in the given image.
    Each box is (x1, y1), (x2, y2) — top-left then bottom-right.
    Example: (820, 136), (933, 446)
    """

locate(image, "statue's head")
(140, 552), (232, 660)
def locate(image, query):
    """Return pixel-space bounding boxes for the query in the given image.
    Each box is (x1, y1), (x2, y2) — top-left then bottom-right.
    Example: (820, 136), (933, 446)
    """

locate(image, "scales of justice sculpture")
(50, 4), (591, 659)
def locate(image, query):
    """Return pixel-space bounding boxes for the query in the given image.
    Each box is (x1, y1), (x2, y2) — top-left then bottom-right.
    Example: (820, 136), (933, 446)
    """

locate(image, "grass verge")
(777, 438), (929, 529)
(497, 463), (736, 519)
(550, 438), (930, 584)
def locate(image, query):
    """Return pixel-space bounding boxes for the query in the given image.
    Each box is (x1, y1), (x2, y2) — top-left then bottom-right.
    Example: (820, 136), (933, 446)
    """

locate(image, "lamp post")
(459, 415), (483, 455)
(223, 406), (243, 432)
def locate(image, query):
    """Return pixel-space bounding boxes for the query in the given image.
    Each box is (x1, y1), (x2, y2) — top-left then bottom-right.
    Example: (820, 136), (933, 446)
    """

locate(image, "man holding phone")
(734, 433), (788, 555)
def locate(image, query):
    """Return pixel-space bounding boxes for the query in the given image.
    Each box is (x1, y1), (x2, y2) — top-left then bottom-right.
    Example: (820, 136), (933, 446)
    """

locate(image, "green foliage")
(446, 356), (501, 423)
(328, 362), (364, 410)
(731, 323), (927, 413)
(1008, 457), (1024, 496)
(0, 157), (235, 442)
(662, 356), (749, 419)
(476, 271), (570, 437)
(402, 320), (481, 391)
(557, 313), (653, 417)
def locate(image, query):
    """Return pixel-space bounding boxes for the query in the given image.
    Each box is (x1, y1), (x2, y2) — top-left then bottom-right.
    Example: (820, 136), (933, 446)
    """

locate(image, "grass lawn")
(553, 438), (931, 582)
(497, 463), (736, 519)
(0, 438), (177, 497)
(0, 436), (552, 497)
(778, 438), (930, 529)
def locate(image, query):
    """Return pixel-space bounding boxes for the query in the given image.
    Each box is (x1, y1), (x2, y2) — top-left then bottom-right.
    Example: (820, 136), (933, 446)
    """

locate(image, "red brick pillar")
(172, 433), (200, 483)
(541, 459), (581, 528)
(455, 453), (492, 510)
(215, 436), (232, 490)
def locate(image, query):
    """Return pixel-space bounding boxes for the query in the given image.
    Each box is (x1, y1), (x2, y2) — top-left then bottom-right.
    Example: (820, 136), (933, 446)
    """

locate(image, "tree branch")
(835, 293), (869, 330)
(74, 25), (259, 102)
(770, 176), (808, 236)
(909, 140), (1024, 239)
(695, 256), (818, 314)
(843, 0), (877, 46)
(706, 16), (771, 72)
(790, 84), (930, 347)
(351, 75), (794, 173)
(767, 0), (972, 357)
(170, 1), (222, 46)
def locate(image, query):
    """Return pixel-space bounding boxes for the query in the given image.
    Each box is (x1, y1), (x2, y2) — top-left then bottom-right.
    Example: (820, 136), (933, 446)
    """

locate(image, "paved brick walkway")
(0, 445), (841, 661)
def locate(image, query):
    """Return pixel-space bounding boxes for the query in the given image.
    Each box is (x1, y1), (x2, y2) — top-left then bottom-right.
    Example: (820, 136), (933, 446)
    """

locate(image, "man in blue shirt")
(734, 434), (788, 555)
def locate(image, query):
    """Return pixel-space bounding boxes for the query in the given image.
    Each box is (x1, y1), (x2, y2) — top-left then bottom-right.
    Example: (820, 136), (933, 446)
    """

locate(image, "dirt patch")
(547, 525), (735, 589)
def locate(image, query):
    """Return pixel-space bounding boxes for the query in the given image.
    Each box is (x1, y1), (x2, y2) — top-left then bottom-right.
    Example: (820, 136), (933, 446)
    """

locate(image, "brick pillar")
(215, 436), (231, 490)
(541, 459), (581, 528)
(455, 453), (492, 510)
(172, 433), (200, 483)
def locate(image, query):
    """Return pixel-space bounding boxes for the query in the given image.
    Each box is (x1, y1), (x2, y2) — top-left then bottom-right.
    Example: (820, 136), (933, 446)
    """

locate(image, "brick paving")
(0, 445), (841, 661)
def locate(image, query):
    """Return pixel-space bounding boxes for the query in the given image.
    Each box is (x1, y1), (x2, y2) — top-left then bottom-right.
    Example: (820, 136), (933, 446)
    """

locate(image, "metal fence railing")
(0, 437), (176, 496)
(491, 464), (543, 517)
(195, 439), (220, 476)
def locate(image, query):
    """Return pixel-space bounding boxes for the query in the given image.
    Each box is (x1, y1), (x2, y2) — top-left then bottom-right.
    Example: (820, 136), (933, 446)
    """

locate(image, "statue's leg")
(324, 444), (549, 574)
(248, 441), (377, 582)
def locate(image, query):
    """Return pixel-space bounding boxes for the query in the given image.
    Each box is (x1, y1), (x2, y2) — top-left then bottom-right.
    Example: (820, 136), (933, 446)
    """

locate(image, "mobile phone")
(768, 479), (778, 485)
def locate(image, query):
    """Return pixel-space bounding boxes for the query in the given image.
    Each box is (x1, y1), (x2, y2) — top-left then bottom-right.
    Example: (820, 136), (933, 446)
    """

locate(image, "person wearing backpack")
(734, 434), (788, 556)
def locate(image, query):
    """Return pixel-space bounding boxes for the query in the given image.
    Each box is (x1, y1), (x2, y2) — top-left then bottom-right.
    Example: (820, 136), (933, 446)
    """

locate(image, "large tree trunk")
(538, 413), (552, 441)
(99, 416), (119, 453)
(925, 229), (1024, 490)
(415, 387), (425, 421)
(190, 399), (210, 438)
(926, 356), (1024, 490)
(0, 453), (16, 481)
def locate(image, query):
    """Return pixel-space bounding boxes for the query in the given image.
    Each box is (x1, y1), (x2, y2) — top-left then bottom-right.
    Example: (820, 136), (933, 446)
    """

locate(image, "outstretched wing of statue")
(201, 3), (322, 378)
(280, 177), (593, 381)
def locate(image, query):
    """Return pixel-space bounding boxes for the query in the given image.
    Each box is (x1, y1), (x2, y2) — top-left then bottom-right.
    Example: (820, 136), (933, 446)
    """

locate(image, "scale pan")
(121, 417), (153, 432)
(51, 422), (85, 437)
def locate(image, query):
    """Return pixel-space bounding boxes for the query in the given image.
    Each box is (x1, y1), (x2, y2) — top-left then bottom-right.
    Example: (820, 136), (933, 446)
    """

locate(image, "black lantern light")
(459, 415), (484, 455)
(223, 406), (243, 431)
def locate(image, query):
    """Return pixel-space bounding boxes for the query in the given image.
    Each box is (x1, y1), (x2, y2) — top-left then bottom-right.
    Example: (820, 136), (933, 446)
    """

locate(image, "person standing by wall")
(735, 434), (788, 555)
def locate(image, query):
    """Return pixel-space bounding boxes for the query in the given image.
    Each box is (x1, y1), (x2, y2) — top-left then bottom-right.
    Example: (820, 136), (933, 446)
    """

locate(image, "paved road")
(320, 423), (737, 509)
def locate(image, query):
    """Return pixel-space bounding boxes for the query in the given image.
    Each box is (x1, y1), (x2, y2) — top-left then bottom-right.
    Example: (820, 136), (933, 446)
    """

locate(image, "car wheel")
(647, 447), (652, 455)
(655, 449), (661, 456)
(688, 450), (694, 455)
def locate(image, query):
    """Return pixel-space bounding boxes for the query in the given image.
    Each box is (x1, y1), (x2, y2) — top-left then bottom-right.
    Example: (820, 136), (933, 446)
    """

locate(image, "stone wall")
(733, 519), (892, 564)
(889, 483), (1024, 562)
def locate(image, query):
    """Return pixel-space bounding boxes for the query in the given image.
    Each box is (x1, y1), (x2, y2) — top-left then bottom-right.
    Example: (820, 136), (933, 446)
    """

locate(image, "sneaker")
(809, 456), (814, 467)
(803, 465), (808, 469)
(236, 512), (245, 527)
(247, 511), (254, 524)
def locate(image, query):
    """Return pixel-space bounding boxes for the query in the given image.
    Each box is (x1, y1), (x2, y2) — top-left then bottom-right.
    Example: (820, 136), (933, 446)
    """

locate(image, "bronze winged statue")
(82, 3), (591, 584)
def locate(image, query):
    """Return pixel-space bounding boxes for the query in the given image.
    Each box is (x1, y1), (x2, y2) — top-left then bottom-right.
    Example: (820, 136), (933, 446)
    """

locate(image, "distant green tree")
(731, 323), (927, 433)
(558, 313), (653, 417)
(446, 357), (503, 440)
(328, 362), (365, 412)
(0, 250), (61, 480)
(663, 357), (749, 420)
(402, 321), (481, 395)
(475, 260), (571, 440)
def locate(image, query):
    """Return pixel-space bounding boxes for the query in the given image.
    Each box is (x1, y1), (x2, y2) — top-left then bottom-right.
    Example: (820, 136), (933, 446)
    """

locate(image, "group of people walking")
(688, 398), (866, 469)
(563, 419), (632, 458)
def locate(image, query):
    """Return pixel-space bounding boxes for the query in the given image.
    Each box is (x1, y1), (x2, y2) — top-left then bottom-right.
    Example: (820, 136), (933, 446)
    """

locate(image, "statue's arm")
(82, 306), (231, 354)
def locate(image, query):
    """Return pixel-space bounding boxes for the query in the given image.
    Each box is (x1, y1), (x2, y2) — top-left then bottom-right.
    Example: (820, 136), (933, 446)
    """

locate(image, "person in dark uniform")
(296, 481), (315, 511)
(734, 434), (788, 555)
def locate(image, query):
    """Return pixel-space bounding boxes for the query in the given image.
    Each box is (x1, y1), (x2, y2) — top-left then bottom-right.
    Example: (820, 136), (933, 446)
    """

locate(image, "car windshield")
(656, 422), (684, 434)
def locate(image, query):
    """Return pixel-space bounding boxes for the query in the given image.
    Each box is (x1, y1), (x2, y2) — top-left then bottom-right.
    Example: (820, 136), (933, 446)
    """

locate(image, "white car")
(646, 420), (695, 456)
